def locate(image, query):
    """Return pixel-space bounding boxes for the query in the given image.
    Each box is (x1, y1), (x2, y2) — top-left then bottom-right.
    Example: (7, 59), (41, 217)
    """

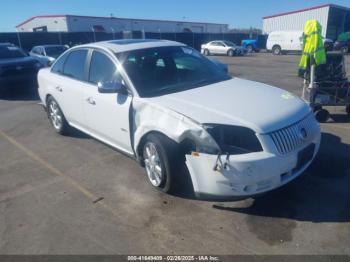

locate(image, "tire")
(315, 109), (330, 123)
(346, 105), (350, 115)
(341, 46), (349, 54)
(227, 49), (234, 57)
(46, 96), (70, 135)
(204, 49), (210, 56)
(142, 134), (180, 193)
(272, 45), (282, 55)
(246, 45), (254, 53)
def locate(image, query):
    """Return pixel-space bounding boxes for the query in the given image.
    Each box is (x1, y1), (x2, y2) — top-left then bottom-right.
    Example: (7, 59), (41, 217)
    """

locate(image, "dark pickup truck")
(0, 44), (43, 90)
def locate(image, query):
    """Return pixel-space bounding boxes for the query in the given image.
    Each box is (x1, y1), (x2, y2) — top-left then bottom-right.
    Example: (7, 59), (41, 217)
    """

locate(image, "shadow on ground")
(0, 85), (39, 101)
(212, 132), (350, 223)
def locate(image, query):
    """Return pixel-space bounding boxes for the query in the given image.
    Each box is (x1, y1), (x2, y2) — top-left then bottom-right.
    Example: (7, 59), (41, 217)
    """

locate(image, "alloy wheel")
(49, 100), (63, 131)
(143, 142), (164, 187)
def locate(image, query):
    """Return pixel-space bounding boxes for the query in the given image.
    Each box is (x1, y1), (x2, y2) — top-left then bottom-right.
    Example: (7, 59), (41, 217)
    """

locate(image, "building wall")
(66, 16), (227, 33)
(17, 16), (227, 33)
(17, 17), (68, 32)
(263, 6), (330, 37)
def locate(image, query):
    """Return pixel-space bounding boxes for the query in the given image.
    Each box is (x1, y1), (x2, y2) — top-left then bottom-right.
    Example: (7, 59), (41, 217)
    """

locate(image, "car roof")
(78, 39), (186, 53)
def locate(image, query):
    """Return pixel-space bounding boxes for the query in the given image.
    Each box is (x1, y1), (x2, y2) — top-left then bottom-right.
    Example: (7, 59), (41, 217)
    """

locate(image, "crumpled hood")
(148, 78), (311, 134)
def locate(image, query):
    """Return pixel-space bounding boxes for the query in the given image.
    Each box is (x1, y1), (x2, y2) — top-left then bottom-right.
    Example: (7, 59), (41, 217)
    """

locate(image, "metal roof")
(263, 3), (350, 20)
(16, 14), (228, 28)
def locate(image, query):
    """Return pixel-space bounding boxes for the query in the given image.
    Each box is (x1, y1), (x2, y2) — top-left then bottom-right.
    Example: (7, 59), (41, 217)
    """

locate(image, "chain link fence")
(0, 31), (267, 51)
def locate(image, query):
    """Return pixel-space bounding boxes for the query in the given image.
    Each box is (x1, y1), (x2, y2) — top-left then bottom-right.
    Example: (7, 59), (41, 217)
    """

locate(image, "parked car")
(201, 40), (246, 56)
(334, 39), (350, 53)
(241, 39), (260, 53)
(267, 31), (333, 55)
(0, 44), (43, 90)
(333, 32), (350, 53)
(267, 31), (304, 55)
(38, 39), (321, 199)
(30, 45), (68, 67)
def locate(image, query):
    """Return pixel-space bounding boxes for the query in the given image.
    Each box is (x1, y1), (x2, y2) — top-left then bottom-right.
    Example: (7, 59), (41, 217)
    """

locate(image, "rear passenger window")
(63, 49), (88, 81)
(51, 52), (69, 74)
(89, 51), (118, 84)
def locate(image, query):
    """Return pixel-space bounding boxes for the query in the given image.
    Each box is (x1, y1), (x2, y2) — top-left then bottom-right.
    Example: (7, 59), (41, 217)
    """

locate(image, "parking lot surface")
(0, 53), (349, 254)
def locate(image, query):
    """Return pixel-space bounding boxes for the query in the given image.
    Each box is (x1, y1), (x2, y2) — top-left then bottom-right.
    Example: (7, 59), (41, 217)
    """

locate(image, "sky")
(1, 0), (350, 31)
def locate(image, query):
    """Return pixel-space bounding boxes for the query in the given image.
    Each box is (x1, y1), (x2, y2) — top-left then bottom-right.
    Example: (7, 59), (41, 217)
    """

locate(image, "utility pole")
(16, 28), (22, 48)
(91, 27), (96, 42)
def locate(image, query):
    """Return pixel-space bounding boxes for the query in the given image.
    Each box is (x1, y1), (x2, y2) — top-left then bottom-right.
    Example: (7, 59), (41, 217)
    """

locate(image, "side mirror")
(47, 60), (55, 67)
(97, 81), (128, 94)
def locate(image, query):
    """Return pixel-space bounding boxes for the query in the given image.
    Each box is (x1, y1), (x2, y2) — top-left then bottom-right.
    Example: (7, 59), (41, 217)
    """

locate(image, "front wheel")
(272, 45), (282, 55)
(227, 49), (234, 57)
(142, 134), (179, 193)
(246, 45), (254, 53)
(204, 49), (210, 56)
(47, 96), (70, 135)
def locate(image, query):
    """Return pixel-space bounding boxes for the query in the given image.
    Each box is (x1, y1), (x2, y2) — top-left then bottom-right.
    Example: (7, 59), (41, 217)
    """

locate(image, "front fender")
(131, 98), (217, 158)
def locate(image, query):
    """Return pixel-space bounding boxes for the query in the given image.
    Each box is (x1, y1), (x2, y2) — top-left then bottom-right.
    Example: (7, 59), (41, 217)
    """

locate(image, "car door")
(210, 41), (224, 55)
(52, 49), (88, 129)
(83, 49), (133, 154)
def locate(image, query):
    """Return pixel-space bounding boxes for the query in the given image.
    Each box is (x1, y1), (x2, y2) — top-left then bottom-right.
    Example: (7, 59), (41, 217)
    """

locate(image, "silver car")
(201, 40), (246, 56)
(30, 45), (68, 67)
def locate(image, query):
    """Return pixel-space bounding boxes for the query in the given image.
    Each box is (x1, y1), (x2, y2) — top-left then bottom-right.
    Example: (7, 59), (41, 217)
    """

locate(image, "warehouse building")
(16, 15), (228, 34)
(263, 4), (350, 39)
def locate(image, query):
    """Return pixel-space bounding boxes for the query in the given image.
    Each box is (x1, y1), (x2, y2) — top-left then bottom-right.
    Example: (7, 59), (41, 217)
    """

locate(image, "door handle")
(86, 97), (96, 105)
(55, 86), (63, 92)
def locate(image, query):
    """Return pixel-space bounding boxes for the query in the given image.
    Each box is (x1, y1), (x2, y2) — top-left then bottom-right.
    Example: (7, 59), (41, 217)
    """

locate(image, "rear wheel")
(47, 96), (70, 135)
(272, 45), (282, 55)
(142, 134), (180, 193)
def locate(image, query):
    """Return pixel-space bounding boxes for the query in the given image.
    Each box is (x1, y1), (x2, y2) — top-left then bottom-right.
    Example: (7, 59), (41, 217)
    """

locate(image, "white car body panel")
(147, 78), (311, 134)
(38, 40), (321, 199)
(266, 31), (303, 52)
(83, 82), (134, 153)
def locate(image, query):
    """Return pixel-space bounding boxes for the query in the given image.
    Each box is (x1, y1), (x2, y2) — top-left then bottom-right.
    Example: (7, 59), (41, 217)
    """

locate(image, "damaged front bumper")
(186, 134), (321, 200)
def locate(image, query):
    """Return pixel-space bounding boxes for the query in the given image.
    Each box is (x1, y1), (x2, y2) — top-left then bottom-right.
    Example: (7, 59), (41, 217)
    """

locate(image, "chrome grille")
(269, 113), (319, 155)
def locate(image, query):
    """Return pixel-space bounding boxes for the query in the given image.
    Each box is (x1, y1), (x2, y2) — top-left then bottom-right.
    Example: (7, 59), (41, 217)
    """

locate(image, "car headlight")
(202, 124), (263, 155)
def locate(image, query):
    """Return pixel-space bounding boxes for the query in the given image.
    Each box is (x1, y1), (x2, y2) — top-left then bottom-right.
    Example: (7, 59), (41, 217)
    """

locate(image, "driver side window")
(89, 51), (121, 85)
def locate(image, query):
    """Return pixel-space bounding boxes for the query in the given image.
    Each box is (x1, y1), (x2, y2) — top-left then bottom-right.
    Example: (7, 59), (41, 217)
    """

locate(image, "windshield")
(0, 46), (27, 59)
(116, 46), (231, 97)
(45, 46), (68, 58)
(223, 41), (236, 47)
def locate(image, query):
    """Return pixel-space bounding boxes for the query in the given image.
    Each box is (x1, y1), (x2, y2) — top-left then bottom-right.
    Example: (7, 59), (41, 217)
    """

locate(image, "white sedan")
(38, 39), (321, 199)
(201, 40), (245, 56)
